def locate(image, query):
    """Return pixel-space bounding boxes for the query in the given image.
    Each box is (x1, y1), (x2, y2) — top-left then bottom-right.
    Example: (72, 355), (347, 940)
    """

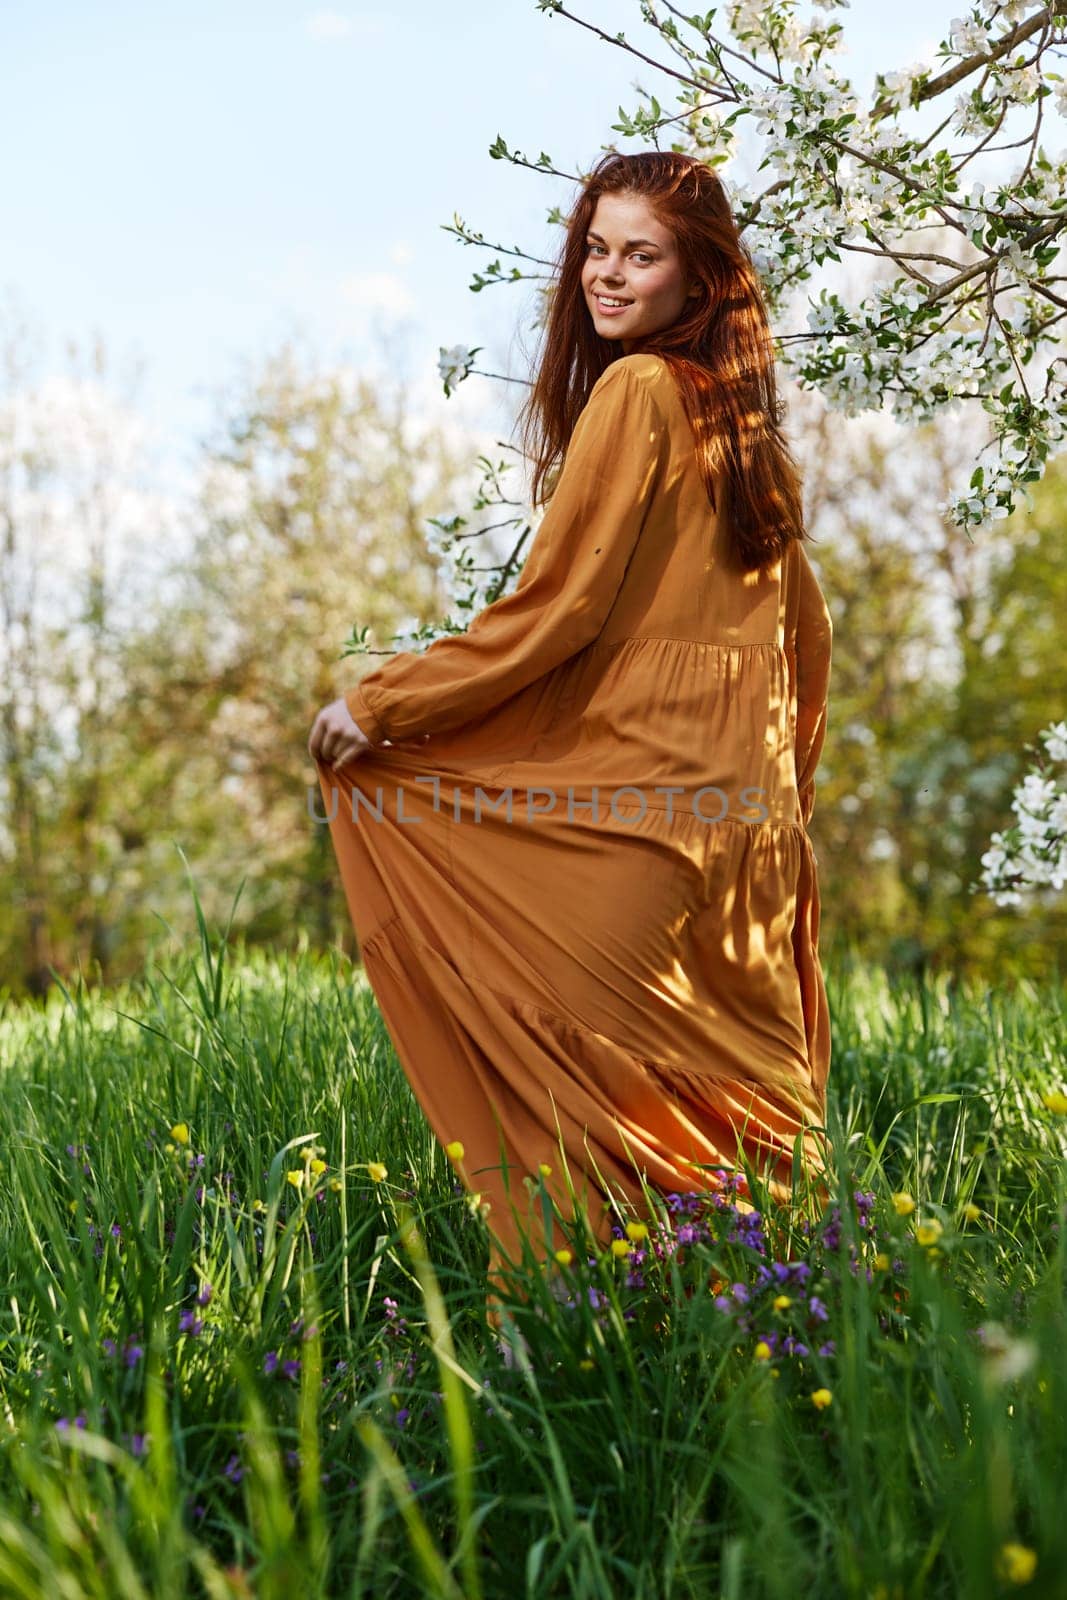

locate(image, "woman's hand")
(308, 697), (375, 771)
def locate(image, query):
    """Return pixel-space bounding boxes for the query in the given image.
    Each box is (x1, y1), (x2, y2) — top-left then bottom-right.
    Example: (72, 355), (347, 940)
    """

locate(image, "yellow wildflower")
(892, 1192), (916, 1216)
(169, 1123), (189, 1147)
(915, 1217), (943, 1247)
(445, 1141), (465, 1161)
(253, 1198), (267, 1214)
(773, 1294), (791, 1311)
(754, 1341), (772, 1361)
(328, 1177), (343, 1193)
(873, 1252), (890, 1271)
(610, 1239), (631, 1258)
(1041, 1090), (1067, 1116)
(811, 1388), (833, 1409)
(961, 1201), (981, 1222)
(286, 1170), (305, 1189)
(538, 1162), (552, 1177)
(995, 1542), (1037, 1585)
(554, 1248), (573, 1267)
(367, 1162), (388, 1183)
(309, 1159), (327, 1177)
(625, 1221), (648, 1242)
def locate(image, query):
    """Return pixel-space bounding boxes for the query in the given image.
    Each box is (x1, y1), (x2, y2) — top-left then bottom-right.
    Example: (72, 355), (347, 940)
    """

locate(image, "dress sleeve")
(791, 541), (833, 829)
(343, 360), (668, 745)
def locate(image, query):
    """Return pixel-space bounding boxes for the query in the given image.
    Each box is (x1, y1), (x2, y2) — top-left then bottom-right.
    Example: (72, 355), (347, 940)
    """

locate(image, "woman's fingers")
(331, 737), (371, 769)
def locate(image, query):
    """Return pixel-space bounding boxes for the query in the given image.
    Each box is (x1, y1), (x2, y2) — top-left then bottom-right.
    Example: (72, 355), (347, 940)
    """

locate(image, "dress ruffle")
(315, 724), (832, 1286)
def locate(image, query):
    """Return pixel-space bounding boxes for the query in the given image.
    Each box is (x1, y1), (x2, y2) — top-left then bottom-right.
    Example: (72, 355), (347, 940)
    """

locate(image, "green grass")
(0, 884), (1064, 1599)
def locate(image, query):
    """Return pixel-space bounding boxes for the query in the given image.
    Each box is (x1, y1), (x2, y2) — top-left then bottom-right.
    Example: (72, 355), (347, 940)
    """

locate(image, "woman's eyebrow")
(587, 230), (662, 249)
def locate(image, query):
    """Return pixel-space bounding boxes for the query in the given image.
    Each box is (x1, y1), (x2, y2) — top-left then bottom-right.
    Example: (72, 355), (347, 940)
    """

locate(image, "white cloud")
(338, 271), (415, 317)
(305, 10), (388, 40)
(305, 11), (353, 40)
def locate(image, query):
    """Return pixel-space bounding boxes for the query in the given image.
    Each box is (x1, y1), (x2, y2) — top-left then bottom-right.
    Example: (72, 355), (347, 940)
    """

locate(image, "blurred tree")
(793, 385), (1067, 982)
(0, 327), (481, 994)
(0, 313), (163, 996)
(111, 337), (480, 969)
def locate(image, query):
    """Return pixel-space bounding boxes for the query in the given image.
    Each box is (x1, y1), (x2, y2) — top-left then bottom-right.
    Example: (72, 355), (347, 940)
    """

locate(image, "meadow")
(0, 888), (1064, 1599)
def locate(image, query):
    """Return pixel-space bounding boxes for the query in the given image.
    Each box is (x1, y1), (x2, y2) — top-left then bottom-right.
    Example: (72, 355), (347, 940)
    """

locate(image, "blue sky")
(3, 0), (950, 480)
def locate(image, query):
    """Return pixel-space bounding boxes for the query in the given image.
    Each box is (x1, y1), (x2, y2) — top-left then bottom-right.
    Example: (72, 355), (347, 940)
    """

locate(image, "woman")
(308, 152), (835, 1329)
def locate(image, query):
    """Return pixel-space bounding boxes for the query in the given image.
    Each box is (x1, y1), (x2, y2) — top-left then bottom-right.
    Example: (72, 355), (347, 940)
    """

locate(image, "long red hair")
(516, 151), (810, 571)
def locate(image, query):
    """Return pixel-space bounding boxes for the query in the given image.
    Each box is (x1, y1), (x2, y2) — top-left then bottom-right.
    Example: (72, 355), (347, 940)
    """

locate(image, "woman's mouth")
(593, 293), (633, 316)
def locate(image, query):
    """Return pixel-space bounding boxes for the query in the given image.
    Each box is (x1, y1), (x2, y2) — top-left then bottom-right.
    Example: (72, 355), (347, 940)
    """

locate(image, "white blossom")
(949, 17), (989, 55)
(437, 344), (479, 396)
(1041, 723), (1067, 765)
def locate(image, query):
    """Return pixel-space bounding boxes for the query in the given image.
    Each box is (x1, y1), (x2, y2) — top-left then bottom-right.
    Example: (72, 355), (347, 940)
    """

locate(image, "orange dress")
(314, 352), (834, 1297)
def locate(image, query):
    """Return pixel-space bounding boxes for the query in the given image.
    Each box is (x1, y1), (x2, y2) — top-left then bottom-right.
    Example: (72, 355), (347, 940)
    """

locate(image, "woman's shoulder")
(591, 352), (673, 395)
(586, 356), (677, 434)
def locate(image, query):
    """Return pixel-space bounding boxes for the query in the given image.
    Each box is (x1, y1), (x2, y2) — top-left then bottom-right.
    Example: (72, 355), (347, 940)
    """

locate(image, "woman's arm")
(344, 359), (668, 745)
(792, 542), (833, 828)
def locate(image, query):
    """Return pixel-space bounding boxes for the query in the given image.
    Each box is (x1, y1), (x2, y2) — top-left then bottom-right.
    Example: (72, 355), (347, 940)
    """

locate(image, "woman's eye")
(587, 244), (653, 264)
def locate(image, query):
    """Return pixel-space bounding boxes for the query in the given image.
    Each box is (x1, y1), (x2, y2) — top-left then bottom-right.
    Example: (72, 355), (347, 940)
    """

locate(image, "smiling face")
(581, 192), (700, 354)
